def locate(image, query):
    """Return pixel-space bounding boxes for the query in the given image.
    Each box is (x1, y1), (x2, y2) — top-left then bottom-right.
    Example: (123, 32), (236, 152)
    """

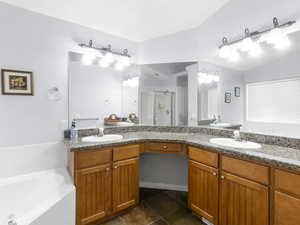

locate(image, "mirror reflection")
(139, 62), (196, 126)
(68, 28), (300, 138)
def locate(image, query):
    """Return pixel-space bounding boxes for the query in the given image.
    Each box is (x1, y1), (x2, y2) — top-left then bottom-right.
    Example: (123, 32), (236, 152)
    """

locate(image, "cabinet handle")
(220, 175), (225, 180)
(212, 172), (217, 176)
(163, 146), (168, 150)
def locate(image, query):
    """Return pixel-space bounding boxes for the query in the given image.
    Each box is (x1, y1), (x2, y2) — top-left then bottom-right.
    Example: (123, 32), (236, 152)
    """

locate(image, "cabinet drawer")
(188, 147), (218, 168)
(221, 156), (269, 185)
(113, 144), (140, 161)
(146, 142), (183, 153)
(274, 169), (300, 196)
(75, 148), (112, 169)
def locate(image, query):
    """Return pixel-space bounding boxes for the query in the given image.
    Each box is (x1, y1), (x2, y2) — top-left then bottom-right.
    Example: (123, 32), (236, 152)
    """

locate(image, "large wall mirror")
(68, 28), (300, 138)
(68, 52), (140, 128)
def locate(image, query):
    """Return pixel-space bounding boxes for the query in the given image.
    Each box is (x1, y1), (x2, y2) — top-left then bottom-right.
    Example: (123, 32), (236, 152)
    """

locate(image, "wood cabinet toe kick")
(68, 142), (300, 225)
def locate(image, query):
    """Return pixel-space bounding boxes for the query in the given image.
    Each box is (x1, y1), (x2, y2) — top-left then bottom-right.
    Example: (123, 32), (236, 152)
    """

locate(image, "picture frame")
(1, 69), (34, 95)
(234, 87), (241, 97)
(225, 91), (231, 103)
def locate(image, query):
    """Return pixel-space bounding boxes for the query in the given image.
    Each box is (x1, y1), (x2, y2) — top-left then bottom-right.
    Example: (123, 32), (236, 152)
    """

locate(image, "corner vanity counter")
(66, 128), (300, 225)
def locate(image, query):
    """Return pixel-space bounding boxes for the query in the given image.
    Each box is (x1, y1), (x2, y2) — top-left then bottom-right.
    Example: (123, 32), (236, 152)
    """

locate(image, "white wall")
(0, 2), (138, 177)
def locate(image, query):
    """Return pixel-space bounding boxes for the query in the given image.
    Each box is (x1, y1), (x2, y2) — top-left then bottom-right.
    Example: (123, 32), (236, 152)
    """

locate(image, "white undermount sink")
(210, 123), (232, 128)
(209, 138), (262, 149)
(82, 134), (123, 143)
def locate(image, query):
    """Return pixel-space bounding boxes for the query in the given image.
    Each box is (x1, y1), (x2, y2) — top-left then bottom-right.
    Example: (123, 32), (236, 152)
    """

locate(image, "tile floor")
(100, 188), (205, 225)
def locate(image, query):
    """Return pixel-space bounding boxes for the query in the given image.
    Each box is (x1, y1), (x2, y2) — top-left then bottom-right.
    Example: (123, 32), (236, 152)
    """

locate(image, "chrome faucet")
(98, 127), (104, 137)
(212, 115), (221, 124)
(233, 130), (242, 142)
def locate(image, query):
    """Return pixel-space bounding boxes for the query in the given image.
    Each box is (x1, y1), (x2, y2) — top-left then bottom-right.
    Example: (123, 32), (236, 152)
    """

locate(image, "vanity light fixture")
(198, 72), (220, 84)
(79, 40), (131, 70)
(123, 77), (139, 87)
(218, 17), (296, 61)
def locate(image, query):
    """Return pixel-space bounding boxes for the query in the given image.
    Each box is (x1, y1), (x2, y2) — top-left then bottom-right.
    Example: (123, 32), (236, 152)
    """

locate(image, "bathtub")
(0, 168), (75, 225)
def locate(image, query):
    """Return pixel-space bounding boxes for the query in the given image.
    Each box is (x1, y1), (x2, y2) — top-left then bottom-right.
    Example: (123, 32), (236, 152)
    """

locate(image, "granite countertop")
(66, 132), (300, 172)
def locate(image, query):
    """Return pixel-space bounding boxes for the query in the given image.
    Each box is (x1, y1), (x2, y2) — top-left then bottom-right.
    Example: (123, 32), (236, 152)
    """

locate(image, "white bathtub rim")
(18, 186), (75, 225)
(0, 167), (75, 225)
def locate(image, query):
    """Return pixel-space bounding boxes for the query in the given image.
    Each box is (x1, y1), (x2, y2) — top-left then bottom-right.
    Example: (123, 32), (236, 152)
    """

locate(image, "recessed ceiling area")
(0, 0), (231, 42)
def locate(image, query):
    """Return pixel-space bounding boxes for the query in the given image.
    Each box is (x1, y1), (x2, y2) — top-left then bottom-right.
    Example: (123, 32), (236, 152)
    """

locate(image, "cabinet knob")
(114, 166), (118, 169)
(220, 175), (225, 180)
(212, 172), (217, 176)
(106, 168), (110, 171)
(163, 146), (168, 150)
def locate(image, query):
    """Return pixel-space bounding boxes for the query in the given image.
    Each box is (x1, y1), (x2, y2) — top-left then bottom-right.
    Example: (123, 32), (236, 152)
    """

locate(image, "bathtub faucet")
(8, 215), (17, 225)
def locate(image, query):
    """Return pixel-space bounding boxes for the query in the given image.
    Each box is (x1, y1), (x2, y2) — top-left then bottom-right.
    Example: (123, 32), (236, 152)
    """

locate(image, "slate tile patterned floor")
(100, 188), (205, 225)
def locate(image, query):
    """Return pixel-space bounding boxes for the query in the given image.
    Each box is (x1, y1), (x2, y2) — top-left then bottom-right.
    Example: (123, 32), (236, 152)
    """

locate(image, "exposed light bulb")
(213, 76), (220, 82)
(240, 37), (254, 52)
(82, 55), (94, 65)
(82, 49), (98, 65)
(219, 45), (231, 58)
(99, 59), (110, 68)
(198, 73), (220, 84)
(267, 28), (283, 45)
(228, 50), (240, 62)
(249, 43), (262, 57)
(114, 62), (125, 71)
(103, 52), (115, 63)
(274, 36), (291, 50)
(123, 77), (139, 87)
(120, 56), (131, 67)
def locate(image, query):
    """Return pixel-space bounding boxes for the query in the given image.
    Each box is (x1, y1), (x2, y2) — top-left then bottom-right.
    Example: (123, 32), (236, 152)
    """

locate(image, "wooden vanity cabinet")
(188, 147), (269, 225)
(71, 144), (140, 225)
(188, 160), (219, 225)
(273, 169), (300, 225)
(219, 172), (269, 225)
(76, 164), (112, 225)
(112, 158), (139, 213)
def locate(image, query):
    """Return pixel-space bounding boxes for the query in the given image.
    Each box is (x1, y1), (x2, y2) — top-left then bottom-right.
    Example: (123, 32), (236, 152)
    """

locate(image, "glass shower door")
(154, 91), (175, 126)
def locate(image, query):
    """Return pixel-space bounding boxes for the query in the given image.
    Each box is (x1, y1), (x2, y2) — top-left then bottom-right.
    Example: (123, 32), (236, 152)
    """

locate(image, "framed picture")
(225, 91), (231, 103)
(234, 87), (241, 97)
(1, 69), (34, 95)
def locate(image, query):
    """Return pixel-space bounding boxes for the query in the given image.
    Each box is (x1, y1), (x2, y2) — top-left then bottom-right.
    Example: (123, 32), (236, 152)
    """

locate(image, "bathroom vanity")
(67, 129), (300, 225)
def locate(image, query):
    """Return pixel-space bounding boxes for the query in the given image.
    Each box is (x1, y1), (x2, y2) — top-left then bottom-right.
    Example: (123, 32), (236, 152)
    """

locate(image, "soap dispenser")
(70, 120), (79, 143)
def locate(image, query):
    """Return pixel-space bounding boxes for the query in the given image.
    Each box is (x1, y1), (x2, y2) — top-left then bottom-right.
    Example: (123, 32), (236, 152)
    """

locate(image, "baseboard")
(140, 181), (188, 192)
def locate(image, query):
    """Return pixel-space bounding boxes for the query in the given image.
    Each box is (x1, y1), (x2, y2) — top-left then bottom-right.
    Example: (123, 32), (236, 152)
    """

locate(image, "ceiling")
(0, 0), (231, 42)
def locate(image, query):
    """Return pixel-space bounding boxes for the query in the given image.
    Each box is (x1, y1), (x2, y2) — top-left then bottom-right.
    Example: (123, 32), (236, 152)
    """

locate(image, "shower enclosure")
(140, 91), (175, 126)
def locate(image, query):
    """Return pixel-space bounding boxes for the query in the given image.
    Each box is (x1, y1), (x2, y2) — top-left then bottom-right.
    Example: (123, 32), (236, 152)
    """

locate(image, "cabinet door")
(274, 191), (300, 225)
(220, 172), (269, 225)
(188, 160), (219, 224)
(112, 158), (139, 213)
(76, 164), (112, 225)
